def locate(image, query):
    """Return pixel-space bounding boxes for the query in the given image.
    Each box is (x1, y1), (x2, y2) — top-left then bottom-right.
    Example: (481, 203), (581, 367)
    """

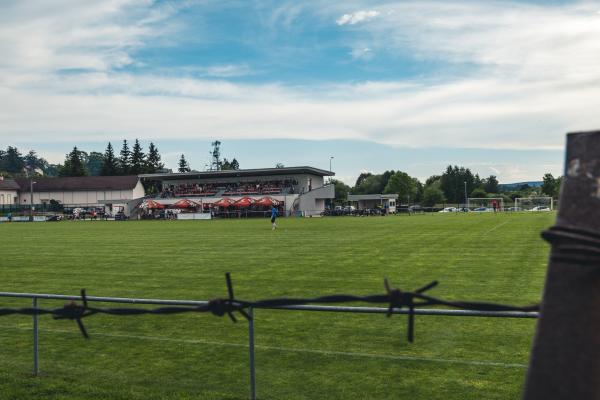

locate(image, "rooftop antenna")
(210, 141), (222, 171)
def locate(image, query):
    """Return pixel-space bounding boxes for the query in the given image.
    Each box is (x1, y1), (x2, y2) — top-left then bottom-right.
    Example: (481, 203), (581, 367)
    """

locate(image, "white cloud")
(2, 0), (600, 156)
(178, 64), (255, 78)
(0, 0), (183, 74)
(336, 10), (379, 25)
(346, 1), (600, 82)
(350, 47), (373, 60)
(2, 69), (598, 150)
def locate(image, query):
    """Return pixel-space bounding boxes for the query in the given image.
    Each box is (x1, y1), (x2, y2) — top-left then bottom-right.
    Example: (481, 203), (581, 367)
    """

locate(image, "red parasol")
(213, 197), (235, 208)
(143, 200), (166, 209)
(171, 199), (199, 209)
(233, 197), (255, 208)
(255, 196), (278, 207)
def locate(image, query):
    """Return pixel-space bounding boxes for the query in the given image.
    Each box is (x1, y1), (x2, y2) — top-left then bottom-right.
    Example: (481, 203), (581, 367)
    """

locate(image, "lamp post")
(24, 167), (36, 221)
(464, 181), (467, 208)
(329, 156), (334, 173)
(29, 179), (37, 221)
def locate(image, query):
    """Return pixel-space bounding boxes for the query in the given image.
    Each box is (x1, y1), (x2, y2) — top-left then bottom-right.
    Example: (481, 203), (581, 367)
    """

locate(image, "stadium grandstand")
(140, 166), (335, 216)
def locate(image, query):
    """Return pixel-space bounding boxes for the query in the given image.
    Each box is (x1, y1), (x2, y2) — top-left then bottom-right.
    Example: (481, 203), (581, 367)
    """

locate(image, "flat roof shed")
(347, 194), (399, 212)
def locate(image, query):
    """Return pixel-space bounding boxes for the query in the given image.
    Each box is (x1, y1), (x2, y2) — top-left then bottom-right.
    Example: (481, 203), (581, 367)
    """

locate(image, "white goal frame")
(514, 197), (554, 211)
(467, 197), (504, 211)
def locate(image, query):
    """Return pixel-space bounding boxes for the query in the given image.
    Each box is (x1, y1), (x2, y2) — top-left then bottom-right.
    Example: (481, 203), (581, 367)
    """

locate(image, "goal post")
(514, 197), (554, 211)
(467, 197), (504, 211)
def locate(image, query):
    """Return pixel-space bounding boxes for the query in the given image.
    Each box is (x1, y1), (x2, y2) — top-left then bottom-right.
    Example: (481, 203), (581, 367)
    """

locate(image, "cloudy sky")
(2, 0), (598, 183)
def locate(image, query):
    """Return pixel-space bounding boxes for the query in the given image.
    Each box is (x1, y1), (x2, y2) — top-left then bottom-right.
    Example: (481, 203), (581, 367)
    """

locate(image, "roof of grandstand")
(15, 176), (140, 192)
(139, 166), (334, 181)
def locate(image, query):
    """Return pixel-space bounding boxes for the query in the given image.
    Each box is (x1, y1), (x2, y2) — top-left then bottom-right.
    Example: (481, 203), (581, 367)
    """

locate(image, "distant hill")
(498, 181), (543, 191)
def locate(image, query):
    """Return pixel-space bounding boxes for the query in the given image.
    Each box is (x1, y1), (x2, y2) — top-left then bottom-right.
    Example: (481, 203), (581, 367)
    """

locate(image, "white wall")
(132, 180), (146, 199)
(19, 188), (141, 206)
(297, 184), (334, 216)
(0, 190), (18, 205)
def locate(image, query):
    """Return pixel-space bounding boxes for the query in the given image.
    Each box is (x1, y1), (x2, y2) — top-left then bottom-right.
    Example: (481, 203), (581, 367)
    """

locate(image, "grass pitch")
(0, 213), (554, 399)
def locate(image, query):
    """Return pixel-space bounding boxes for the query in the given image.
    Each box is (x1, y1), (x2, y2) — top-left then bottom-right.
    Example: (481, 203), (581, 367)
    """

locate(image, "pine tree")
(146, 142), (163, 173)
(230, 158), (240, 170)
(60, 147), (87, 177)
(221, 158), (232, 170)
(3, 146), (24, 173)
(130, 139), (145, 174)
(119, 140), (131, 175)
(101, 143), (118, 175)
(178, 154), (190, 173)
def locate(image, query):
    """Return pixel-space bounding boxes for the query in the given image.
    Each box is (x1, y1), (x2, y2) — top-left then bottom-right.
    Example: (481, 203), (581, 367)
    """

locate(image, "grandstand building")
(140, 166), (335, 216)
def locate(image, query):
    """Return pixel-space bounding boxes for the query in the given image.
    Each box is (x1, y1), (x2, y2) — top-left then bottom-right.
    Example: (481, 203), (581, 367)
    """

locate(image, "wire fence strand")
(0, 273), (539, 342)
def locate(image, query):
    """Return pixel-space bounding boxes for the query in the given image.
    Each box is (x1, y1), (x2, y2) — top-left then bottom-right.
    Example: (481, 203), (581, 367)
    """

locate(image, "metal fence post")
(248, 307), (256, 400)
(32, 296), (39, 376)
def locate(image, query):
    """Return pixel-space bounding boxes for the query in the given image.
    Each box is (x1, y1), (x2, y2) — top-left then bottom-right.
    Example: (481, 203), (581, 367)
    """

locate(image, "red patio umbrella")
(255, 196), (278, 207)
(171, 199), (199, 209)
(213, 197), (234, 208)
(142, 200), (166, 209)
(233, 197), (255, 208)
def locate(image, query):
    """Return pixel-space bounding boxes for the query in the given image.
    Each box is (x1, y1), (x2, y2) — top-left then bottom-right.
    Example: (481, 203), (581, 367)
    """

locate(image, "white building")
(0, 177), (19, 205)
(347, 194), (398, 213)
(15, 175), (145, 215)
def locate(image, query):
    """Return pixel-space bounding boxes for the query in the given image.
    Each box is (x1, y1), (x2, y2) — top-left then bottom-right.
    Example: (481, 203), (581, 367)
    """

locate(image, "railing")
(0, 289), (538, 400)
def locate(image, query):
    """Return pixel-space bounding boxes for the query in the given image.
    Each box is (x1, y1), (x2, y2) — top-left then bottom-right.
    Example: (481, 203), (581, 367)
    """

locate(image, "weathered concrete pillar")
(523, 130), (600, 399)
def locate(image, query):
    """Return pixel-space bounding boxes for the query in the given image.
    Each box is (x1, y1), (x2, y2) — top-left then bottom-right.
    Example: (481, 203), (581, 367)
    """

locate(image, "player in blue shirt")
(270, 206), (278, 230)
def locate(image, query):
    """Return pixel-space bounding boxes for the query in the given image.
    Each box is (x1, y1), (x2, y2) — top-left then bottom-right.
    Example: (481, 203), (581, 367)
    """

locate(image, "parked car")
(457, 207), (470, 212)
(439, 207), (457, 213)
(115, 211), (129, 221)
(473, 207), (490, 212)
(507, 207), (522, 211)
(530, 206), (551, 212)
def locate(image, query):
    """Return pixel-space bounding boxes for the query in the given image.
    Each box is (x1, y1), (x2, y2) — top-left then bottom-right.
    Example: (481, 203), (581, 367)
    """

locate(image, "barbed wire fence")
(0, 273), (540, 400)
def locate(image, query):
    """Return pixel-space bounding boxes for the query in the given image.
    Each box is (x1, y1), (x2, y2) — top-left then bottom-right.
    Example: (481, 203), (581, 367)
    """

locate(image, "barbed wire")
(0, 273), (539, 342)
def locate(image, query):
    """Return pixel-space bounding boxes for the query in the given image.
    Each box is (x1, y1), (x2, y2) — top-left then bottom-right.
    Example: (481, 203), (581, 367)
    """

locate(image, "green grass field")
(0, 213), (554, 399)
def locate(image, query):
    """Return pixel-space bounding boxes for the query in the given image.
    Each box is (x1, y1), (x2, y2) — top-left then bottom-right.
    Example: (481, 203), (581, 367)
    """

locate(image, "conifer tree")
(60, 147), (87, 177)
(146, 142), (163, 173)
(119, 140), (131, 175)
(130, 139), (145, 174)
(101, 142), (118, 175)
(178, 154), (190, 173)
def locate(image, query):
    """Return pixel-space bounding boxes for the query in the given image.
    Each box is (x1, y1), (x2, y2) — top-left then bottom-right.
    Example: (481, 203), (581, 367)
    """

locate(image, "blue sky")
(2, 0), (598, 183)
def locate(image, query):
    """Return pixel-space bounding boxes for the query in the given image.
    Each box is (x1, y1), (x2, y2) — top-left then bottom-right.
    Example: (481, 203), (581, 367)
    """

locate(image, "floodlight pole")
(30, 178), (34, 221)
(464, 181), (467, 208)
(523, 130), (600, 399)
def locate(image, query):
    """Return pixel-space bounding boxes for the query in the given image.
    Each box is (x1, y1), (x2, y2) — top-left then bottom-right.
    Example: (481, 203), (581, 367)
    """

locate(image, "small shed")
(347, 194), (398, 214)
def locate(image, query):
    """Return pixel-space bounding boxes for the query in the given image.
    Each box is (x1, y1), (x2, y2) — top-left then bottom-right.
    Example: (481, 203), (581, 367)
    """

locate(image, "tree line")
(60, 140), (165, 177)
(1, 144), (560, 205)
(331, 166), (562, 207)
(0, 142), (242, 178)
